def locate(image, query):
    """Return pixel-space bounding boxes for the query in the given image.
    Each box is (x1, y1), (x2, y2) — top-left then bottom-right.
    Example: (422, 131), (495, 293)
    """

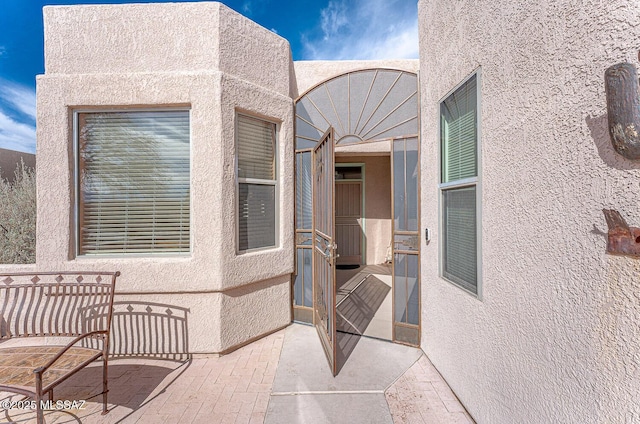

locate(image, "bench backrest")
(0, 271), (119, 339)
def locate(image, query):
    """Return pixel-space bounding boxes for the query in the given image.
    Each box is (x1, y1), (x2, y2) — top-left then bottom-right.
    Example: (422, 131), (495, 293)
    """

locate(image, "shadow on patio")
(0, 359), (190, 423)
(0, 299), (193, 423)
(335, 265), (392, 375)
(0, 325), (473, 423)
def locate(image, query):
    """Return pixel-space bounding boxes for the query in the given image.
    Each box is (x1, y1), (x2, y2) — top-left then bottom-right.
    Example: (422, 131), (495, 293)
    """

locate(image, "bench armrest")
(33, 330), (108, 375)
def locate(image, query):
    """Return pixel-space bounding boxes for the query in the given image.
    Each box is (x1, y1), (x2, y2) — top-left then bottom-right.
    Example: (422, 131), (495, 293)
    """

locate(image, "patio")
(0, 324), (473, 423)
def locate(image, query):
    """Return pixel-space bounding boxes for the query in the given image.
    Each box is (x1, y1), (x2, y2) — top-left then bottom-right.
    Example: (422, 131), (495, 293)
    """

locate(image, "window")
(237, 114), (277, 252)
(76, 110), (190, 255)
(440, 73), (480, 295)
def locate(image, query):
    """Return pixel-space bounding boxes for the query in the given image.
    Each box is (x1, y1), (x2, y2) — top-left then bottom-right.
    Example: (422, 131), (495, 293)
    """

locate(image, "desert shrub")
(0, 160), (36, 264)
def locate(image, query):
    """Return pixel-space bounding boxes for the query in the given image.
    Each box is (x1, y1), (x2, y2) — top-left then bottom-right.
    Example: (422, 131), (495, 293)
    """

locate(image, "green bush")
(0, 161), (36, 264)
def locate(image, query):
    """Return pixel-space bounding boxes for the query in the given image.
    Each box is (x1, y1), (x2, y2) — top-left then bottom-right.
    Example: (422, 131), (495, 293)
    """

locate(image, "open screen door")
(312, 127), (337, 376)
(392, 137), (421, 346)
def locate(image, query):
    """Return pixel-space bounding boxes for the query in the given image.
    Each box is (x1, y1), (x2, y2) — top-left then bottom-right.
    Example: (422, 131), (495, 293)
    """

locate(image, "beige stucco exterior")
(31, 2), (420, 355)
(5, 0), (636, 421)
(418, 0), (640, 422)
(35, 2), (293, 354)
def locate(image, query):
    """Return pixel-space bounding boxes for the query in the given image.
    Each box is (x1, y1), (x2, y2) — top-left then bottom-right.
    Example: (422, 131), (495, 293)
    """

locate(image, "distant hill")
(0, 148), (36, 182)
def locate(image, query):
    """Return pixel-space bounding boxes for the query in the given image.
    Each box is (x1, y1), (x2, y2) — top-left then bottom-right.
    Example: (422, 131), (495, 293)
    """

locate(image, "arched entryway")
(293, 69), (420, 374)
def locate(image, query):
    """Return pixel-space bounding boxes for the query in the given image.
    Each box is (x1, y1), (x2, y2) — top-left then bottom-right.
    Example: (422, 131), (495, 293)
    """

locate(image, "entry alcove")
(293, 68), (421, 349)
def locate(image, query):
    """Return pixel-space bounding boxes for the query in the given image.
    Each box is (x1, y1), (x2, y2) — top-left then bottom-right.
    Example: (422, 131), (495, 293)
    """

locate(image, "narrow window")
(76, 110), (191, 255)
(440, 73), (480, 295)
(237, 114), (277, 252)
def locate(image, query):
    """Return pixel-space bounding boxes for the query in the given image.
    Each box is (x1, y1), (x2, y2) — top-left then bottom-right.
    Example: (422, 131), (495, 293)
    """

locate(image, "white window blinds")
(237, 114), (277, 251)
(442, 186), (477, 292)
(77, 110), (190, 255)
(440, 74), (479, 294)
(441, 75), (477, 183)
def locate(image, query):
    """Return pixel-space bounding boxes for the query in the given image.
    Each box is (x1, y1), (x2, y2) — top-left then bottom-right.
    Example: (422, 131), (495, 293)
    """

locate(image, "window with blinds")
(440, 73), (479, 295)
(77, 110), (190, 255)
(237, 114), (277, 252)
(441, 75), (477, 183)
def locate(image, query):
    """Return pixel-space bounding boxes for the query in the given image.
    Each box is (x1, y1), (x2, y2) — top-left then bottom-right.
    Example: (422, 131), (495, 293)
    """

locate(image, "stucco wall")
(33, 2), (293, 354)
(419, 1), (640, 422)
(43, 1), (290, 98)
(43, 3), (221, 75)
(336, 155), (392, 265)
(293, 60), (419, 98)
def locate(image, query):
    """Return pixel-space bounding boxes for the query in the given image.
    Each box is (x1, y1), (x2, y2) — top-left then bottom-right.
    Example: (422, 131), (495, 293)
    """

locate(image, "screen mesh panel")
(295, 152), (312, 229)
(295, 69), (418, 150)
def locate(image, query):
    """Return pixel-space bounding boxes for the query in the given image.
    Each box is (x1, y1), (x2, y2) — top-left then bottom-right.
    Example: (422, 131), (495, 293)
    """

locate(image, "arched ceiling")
(295, 69), (419, 150)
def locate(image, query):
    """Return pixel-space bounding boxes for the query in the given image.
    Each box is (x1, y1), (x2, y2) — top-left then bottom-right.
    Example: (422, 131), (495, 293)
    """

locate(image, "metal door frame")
(312, 127), (338, 375)
(292, 68), (423, 354)
(391, 137), (421, 346)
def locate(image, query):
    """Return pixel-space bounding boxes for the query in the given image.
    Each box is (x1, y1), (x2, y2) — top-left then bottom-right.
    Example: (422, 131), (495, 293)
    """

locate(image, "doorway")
(334, 156), (393, 342)
(292, 68), (421, 374)
(334, 163), (364, 266)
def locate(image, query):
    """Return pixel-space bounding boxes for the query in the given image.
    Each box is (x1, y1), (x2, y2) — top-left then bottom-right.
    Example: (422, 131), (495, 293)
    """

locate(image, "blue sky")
(0, 0), (419, 154)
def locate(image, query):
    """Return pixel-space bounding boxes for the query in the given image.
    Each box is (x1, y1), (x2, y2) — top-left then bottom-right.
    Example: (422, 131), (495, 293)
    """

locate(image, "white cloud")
(0, 46), (5, 57)
(0, 79), (36, 153)
(242, 0), (271, 17)
(320, 1), (349, 41)
(1, 81), (36, 121)
(302, 0), (419, 61)
(0, 110), (36, 153)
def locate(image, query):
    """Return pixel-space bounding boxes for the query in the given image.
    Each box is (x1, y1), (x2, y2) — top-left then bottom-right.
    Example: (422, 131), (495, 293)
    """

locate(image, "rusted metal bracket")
(603, 209), (640, 257)
(604, 63), (640, 160)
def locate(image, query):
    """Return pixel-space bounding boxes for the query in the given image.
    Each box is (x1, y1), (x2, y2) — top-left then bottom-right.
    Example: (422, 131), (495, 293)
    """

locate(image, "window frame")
(73, 107), (192, 258)
(438, 70), (483, 299)
(235, 111), (280, 254)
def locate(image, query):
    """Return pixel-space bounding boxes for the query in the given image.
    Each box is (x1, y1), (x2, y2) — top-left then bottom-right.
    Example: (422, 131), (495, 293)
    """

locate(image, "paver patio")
(0, 325), (473, 423)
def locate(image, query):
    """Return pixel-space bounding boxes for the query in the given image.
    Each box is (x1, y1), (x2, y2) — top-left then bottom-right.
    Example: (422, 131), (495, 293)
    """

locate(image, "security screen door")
(392, 137), (420, 346)
(293, 69), (422, 363)
(312, 127), (338, 376)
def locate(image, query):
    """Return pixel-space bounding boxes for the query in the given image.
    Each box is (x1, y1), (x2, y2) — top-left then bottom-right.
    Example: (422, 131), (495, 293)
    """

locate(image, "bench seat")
(0, 346), (102, 390)
(0, 271), (119, 424)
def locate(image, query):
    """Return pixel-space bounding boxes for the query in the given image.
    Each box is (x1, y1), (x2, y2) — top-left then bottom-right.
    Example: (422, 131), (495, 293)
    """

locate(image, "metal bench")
(0, 271), (119, 423)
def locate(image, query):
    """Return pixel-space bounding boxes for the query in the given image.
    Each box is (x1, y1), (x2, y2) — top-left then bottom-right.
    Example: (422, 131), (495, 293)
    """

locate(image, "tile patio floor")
(0, 324), (473, 424)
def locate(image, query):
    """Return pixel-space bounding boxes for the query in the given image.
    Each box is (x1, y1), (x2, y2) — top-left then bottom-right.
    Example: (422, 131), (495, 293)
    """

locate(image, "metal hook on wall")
(603, 209), (640, 257)
(604, 62), (640, 160)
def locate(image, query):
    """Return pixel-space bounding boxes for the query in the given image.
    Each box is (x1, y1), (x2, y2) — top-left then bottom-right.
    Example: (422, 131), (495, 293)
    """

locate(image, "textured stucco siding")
(419, 1), (640, 423)
(218, 74), (295, 290)
(218, 5), (291, 97)
(43, 3), (222, 75)
(32, 2), (293, 354)
(293, 60), (419, 98)
(43, 2), (290, 95)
